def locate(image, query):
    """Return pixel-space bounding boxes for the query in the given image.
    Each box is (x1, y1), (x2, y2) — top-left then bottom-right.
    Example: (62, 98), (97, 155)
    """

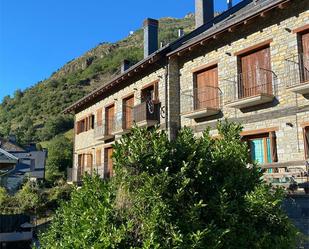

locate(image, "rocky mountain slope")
(0, 15), (195, 145)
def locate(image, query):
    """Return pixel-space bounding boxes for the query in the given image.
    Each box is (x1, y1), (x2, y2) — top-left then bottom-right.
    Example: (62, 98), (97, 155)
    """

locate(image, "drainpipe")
(165, 59), (169, 131)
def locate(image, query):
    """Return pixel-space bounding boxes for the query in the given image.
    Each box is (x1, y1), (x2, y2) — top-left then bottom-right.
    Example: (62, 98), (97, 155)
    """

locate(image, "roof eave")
(167, 0), (291, 57)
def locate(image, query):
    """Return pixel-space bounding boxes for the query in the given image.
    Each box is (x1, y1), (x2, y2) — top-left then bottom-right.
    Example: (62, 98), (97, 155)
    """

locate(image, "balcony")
(133, 101), (160, 127)
(285, 53), (309, 94)
(181, 86), (222, 119)
(111, 115), (132, 136)
(67, 166), (104, 184)
(94, 119), (115, 141)
(225, 68), (277, 109)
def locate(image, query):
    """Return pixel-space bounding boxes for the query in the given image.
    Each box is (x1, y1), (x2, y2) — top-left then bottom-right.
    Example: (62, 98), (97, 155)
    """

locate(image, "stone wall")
(177, 2), (309, 166)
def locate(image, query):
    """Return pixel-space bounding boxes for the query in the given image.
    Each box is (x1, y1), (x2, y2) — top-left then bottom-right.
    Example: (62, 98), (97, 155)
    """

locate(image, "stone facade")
(177, 2), (309, 169)
(71, 0), (309, 181)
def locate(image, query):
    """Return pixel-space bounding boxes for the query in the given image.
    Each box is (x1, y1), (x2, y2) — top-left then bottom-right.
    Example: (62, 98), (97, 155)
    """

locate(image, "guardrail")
(285, 53), (309, 87)
(225, 68), (277, 102)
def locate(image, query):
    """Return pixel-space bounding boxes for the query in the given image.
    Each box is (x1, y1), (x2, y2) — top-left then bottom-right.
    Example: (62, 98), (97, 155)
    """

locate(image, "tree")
(45, 134), (73, 183)
(38, 122), (299, 249)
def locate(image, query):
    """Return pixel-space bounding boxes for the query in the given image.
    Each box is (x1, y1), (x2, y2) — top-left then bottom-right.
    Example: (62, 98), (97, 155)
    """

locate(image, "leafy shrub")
(38, 122), (298, 249)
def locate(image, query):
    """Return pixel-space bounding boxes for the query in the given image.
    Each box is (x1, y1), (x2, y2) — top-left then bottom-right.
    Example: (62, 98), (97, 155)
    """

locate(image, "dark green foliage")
(45, 134), (73, 183)
(0, 181), (73, 216)
(0, 16), (195, 144)
(39, 122), (299, 249)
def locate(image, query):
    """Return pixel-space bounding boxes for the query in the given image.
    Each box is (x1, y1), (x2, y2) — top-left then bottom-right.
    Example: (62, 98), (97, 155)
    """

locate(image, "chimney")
(178, 28), (184, 38)
(227, 0), (233, 9)
(121, 59), (131, 73)
(143, 18), (159, 58)
(195, 0), (214, 28)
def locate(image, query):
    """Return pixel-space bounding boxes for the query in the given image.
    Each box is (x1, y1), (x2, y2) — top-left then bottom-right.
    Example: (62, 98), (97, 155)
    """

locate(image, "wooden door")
(105, 147), (114, 178)
(195, 66), (218, 109)
(123, 96), (134, 129)
(77, 154), (85, 180)
(301, 32), (309, 82)
(105, 105), (115, 135)
(96, 149), (102, 166)
(240, 47), (272, 98)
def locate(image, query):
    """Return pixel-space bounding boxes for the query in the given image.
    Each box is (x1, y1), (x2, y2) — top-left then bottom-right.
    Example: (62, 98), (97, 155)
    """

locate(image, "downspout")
(165, 58), (169, 131)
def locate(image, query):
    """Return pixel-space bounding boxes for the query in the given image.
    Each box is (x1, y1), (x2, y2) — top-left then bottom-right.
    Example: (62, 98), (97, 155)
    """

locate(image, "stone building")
(65, 0), (309, 183)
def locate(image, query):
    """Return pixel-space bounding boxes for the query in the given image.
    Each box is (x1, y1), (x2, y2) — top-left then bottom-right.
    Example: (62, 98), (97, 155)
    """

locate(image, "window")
(86, 153), (93, 170)
(238, 45), (272, 98)
(194, 65), (218, 110)
(104, 147), (113, 178)
(243, 131), (278, 167)
(299, 30), (309, 82)
(76, 114), (95, 134)
(77, 154), (85, 179)
(105, 104), (115, 135)
(123, 95), (134, 129)
(141, 82), (158, 103)
(303, 126), (309, 159)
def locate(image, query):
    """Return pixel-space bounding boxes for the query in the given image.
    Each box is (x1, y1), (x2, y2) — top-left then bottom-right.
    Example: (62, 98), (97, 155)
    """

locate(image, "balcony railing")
(181, 86), (222, 115)
(94, 119), (115, 139)
(225, 68), (277, 108)
(133, 101), (160, 126)
(67, 165), (105, 183)
(285, 53), (309, 90)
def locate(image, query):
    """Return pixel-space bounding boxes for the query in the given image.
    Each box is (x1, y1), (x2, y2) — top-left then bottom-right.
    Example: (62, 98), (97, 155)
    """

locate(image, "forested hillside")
(0, 15), (195, 145)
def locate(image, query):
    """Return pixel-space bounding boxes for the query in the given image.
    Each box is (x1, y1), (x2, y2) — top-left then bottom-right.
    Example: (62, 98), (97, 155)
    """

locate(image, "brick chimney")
(195, 0), (214, 28)
(143, 18), (159, 58)
(121, 59), (131, 73)
(227, 0), (233, 9)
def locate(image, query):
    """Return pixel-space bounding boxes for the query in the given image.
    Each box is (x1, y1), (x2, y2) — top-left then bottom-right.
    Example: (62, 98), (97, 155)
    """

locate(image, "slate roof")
(0, 137), (25, 153)
(0, 148), (18, 164)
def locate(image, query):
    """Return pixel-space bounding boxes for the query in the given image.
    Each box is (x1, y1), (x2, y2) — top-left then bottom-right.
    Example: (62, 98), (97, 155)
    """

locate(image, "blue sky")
(0, 0), (241, 101)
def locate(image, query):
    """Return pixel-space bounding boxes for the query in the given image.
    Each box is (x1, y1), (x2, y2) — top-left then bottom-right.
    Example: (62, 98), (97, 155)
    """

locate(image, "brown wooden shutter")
(124, 96), (134, 129)
(96, 149), (102, 166)
(104, 147), (114, 178)
(195, 66), (218, 110)
(303, 127), (309, 159)
(97, 109), (103, 127)
(240, 46), (271, 98)
(105, 105), (115, 134)
(87, 153), (93, 170)
(154, 82), (159, 101)
(301, 32), (309, 82)
(269, 131), (278, 162)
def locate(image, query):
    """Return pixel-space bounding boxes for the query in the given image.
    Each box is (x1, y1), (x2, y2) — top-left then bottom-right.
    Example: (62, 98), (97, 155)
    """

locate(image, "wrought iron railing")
(285, 53), (309, 88)
(94, 119), (115, 138)
(67, 165), (105, 182)
(181, 86), (222, 114)
(133, 101), (160, 124)
(224, 68), (277, 103)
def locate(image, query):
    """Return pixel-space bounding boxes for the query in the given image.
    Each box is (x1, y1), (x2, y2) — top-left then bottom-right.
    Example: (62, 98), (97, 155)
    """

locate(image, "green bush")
(38, 122), (299, 249)
(45, 134), (73, 183)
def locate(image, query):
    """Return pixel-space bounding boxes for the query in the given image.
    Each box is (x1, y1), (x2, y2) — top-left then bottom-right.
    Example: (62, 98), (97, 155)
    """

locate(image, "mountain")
(0, 15), (195, 145)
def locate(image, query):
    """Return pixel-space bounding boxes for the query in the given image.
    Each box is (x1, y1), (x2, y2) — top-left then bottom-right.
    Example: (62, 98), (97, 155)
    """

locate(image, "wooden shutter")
(105, 105), (115, 135)
(195, 66), (218, 109)
(97, 109), (102, 127)
(96, 149), (102, 166)
(104, 147), (114, 178)
(269, 131), (278, 162)
(240, 46), (272, 98)
(304, 127), (309, 159)
(301, 32), (309, 82)
(124, 96), (134, 129)
(87, 153), (93, 170)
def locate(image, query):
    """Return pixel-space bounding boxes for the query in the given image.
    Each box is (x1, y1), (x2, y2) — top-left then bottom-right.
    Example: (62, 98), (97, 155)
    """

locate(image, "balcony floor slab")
(226, 93), (274, 109)
(182, 107), (220, 119)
